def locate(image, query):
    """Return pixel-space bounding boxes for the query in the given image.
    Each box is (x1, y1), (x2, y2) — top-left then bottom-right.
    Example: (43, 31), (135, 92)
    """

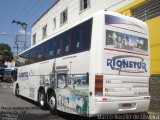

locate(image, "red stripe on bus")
(104, 48), (148, 56)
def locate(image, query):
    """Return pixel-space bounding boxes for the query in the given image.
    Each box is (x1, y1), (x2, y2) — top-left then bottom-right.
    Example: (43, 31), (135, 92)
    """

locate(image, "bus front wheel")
(49, 92), (57, 115)
(15, 85), (19, 97)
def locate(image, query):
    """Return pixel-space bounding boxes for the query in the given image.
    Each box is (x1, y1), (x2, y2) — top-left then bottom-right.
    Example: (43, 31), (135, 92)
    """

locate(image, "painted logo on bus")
(19, 72), (29, 79)
(107, 55), (147, 73)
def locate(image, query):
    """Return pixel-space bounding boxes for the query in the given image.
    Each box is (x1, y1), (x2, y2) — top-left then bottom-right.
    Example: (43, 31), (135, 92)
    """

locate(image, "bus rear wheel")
(38, 90), (48, 109)
(48, 92), (57, 115)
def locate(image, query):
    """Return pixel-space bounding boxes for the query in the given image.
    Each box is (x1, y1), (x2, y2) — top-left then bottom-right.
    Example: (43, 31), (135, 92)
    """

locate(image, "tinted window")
(17, 18), (92, 67)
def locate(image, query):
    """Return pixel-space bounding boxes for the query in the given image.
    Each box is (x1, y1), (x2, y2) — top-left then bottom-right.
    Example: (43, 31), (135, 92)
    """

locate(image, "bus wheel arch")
(47, 89), (57, 115)
(38, 87), (48, 109)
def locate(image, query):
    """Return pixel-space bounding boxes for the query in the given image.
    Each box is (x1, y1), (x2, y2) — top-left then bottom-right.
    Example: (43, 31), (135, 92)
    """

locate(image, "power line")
(23, 0), (46, 22)
(14, 0), (55, 27)
(16, 0), (33, 20)
(31, 0), (78, 30)
(12, 0), (55, 53)
(26, 0), (55, 24)
(15, 0), (44, 22)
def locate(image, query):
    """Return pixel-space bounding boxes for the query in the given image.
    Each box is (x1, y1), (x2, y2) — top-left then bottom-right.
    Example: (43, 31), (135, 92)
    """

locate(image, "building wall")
(116, 0), (147, 15)
(31, 0), (134, 46)
(4, 62), (15, 69)
(146, 17), (160, 75)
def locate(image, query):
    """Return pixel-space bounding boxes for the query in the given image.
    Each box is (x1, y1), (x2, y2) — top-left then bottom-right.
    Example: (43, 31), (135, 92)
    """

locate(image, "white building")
(5, 62), (15, 69)
(31, 0), (133, 46)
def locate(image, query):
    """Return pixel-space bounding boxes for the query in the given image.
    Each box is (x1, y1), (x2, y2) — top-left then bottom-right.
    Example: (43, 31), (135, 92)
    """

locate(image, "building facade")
(31, 0), (134, 46)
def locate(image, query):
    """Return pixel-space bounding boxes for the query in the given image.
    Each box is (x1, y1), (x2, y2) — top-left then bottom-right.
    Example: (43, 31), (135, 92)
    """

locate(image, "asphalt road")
(0, 82), (87, 120)
(0, 82), (159, 120)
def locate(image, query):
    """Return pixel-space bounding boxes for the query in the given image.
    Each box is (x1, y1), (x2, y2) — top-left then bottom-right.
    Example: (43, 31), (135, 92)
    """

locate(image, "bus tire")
(38, 90), (48, 109)
(15, 85), (20, 97)
(48, 92), (57, 115)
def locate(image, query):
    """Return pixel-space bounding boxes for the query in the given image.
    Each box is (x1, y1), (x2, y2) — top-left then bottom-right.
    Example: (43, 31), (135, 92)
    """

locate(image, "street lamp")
(1, 32), (7, 36)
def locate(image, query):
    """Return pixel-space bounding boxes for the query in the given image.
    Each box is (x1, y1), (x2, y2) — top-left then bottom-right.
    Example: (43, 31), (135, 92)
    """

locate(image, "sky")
(0, 0), (55, 54)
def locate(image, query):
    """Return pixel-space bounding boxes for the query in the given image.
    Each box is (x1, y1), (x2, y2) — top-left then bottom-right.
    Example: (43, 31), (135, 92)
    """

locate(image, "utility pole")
(13, 35), (25, 55)
(12, 20), (28, 50)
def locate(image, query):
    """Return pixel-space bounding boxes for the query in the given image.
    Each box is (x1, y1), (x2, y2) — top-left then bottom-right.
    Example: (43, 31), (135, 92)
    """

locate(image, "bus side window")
(49, 50), (54, 56)
(71, 27), (79, 51)
(75, 30), (84, 50)
(76, 42), (80, 48)
(65, 45), (69, 52)
(64, 33), (71, 53)
(43, 42), (49, 60)
(26, 52), (31, 64)
(48, 40), (56, 58)
(79, 31), (83, 49)
(55, 38), (61, 56)
(57, 49), (61, 55)
(37, 45), (45, 61)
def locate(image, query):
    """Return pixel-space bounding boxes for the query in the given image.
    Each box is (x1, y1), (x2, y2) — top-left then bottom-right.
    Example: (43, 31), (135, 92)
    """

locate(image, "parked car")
(2, 69), (13, 83)
(0, 68), (4, 82)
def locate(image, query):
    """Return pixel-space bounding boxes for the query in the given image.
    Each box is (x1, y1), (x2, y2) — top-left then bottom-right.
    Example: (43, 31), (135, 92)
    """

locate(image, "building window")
(53, 17), (56, 30)
(80, 0), (90, 12)
(42, 25), (47, 39)
(60, 8), (68, 25)
(132, 0), (160, 21)
(33, 33), (36, 45)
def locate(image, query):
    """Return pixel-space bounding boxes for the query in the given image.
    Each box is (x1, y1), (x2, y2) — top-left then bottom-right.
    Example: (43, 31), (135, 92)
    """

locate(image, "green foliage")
(0, 43), (13, 65)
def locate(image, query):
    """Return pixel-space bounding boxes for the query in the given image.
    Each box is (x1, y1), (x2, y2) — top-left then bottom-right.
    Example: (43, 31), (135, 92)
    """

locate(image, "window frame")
(60, 8), (68, 26)
(32, 33), (36, 45)
(42, 24), (47, 39)
(53, 17), (56, 30)
(80, 0), (90, 12)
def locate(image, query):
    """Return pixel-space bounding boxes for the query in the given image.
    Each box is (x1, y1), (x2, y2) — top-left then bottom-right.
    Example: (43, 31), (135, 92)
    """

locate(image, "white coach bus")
(13, 10), (150, 117)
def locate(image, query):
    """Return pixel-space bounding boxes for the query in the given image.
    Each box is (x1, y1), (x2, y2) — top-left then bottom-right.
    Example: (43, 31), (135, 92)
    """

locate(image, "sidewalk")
(149, 76), (160, 113)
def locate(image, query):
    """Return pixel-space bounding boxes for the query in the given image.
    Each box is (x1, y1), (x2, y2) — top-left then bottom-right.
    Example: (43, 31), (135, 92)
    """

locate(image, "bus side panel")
(54, 52), (90, 117)
(18, 63), (40, 101)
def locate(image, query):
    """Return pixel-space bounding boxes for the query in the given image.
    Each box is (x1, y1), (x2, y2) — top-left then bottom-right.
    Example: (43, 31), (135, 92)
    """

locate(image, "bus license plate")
(122, 103), (131, 109)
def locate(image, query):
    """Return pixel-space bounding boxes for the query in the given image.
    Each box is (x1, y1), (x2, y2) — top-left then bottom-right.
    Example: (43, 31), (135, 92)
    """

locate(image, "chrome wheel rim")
(39, 93), (44, 106)
(49, 96), (56, 109)
(16, 87), (19, 95)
